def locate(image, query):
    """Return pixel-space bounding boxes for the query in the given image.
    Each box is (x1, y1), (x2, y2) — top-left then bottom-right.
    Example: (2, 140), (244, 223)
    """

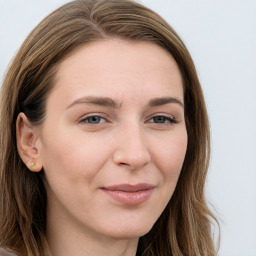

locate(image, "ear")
(16, 113), (43, 172)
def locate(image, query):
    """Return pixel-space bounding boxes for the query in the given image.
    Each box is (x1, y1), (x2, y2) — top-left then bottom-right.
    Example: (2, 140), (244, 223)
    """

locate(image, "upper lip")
(102, 183), (155, 192)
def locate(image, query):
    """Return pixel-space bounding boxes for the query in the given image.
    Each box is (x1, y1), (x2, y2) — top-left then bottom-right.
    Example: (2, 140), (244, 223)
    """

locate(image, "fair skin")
(17, 39), (187, 256)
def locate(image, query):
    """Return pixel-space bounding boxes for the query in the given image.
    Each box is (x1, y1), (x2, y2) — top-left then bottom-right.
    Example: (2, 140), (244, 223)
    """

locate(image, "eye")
(79, 115), (107, 124)
(148, 115), (177, 124)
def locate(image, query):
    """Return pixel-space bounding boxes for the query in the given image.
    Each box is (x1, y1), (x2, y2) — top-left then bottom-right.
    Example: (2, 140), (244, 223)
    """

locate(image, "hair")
(0, 0), (219, 255)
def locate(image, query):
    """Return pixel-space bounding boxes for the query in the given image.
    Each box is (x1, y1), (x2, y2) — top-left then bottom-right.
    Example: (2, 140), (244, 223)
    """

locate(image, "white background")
(0, 1), (255, 255)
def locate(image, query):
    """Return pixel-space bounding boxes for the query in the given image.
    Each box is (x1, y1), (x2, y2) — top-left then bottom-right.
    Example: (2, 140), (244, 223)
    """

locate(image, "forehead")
(50, 39), (183, 106)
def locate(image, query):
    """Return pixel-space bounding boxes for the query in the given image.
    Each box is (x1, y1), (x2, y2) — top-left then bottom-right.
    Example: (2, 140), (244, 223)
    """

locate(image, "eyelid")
(146, 113), (178, 124)
(77, 112), (179, 126)
(78, 113), (109, 124)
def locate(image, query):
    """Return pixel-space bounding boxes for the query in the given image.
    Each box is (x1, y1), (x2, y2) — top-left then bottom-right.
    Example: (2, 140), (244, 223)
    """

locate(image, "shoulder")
(0, 246), (17, 256)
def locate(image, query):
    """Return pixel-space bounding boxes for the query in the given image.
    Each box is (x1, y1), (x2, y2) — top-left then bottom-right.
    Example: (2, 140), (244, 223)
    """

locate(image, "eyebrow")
(67, 96), (121, 109)
(67, 96), (184, 109)
(148, 97), (184, 108)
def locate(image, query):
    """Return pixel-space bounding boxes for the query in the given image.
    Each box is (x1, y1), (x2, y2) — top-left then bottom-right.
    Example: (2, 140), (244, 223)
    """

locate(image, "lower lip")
(101, 188), (154, 205)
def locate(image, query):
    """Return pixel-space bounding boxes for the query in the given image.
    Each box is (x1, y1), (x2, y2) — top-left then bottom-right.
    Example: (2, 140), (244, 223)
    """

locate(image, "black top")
(0, 245), (143, 256)
(0, 246), (17, 256)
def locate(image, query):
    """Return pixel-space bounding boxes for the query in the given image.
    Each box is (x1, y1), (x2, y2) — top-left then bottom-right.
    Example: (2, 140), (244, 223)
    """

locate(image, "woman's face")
(36, 39), (187, 240)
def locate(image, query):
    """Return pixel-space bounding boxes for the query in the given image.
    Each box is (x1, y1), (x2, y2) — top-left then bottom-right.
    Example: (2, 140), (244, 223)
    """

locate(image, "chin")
(106, 221), (155, 240)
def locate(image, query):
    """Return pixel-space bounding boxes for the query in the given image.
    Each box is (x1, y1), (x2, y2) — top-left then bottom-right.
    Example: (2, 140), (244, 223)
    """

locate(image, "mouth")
(101, 183), (155, 205)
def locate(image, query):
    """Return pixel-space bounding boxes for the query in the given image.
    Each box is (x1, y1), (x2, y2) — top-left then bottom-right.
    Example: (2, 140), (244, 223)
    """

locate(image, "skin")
(17, 39), (187, 256)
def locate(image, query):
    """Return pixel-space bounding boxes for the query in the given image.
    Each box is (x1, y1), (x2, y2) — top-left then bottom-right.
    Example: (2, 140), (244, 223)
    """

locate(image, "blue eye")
(80, 116), (106, 124)
(149, 115), (177, 124)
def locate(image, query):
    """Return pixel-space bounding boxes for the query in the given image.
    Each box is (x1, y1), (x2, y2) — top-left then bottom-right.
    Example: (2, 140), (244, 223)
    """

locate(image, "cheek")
(153, 130), (187, 180)
(150, 131), (187, 213)
(38, 130), (111, 185)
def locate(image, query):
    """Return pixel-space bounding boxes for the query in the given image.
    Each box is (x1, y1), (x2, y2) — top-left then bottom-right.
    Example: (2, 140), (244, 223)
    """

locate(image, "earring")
(27, 161), (37, 171)
(29, 162), (35, 168)
(26, 160), (42, 172)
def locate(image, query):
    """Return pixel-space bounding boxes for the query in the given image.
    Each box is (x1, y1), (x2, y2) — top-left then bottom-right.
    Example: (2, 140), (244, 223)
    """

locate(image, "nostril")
(112, 142), (151, 170)
(119, 162), (128, 166)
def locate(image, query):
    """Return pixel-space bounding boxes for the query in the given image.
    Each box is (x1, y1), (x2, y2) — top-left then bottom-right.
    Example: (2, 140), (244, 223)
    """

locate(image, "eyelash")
(147, 115), (178, 125)
(79, 115), (107, 124)
(78, 114), (178, 126)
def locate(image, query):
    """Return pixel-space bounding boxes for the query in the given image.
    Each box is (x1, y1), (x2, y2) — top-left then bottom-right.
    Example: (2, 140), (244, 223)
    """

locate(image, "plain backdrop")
(0, 1), (255, 255)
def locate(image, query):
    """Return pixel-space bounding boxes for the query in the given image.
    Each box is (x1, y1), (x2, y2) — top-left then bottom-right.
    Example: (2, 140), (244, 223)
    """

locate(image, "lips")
(101, 183), (155, 205)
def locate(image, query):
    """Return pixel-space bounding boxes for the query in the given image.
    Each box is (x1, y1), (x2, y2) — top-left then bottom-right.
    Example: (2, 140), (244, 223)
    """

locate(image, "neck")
(46, 208), (139, 256)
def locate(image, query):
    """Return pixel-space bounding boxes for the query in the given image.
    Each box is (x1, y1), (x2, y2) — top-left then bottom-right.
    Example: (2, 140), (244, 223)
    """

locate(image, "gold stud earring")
(27, 161), (36, 170)
(26, 160), (42, 172)
(29, 162), (35, 167)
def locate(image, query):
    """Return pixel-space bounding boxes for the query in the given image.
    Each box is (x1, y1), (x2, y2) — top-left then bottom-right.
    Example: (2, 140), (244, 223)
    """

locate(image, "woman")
(0, 0), (219, 255)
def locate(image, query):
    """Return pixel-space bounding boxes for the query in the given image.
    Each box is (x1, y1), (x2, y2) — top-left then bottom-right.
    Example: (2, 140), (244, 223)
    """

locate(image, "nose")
(112, 125), (151, 171)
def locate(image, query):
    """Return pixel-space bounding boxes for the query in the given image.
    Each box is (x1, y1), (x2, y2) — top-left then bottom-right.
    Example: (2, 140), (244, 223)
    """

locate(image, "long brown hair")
(0, 0), (219, 255)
